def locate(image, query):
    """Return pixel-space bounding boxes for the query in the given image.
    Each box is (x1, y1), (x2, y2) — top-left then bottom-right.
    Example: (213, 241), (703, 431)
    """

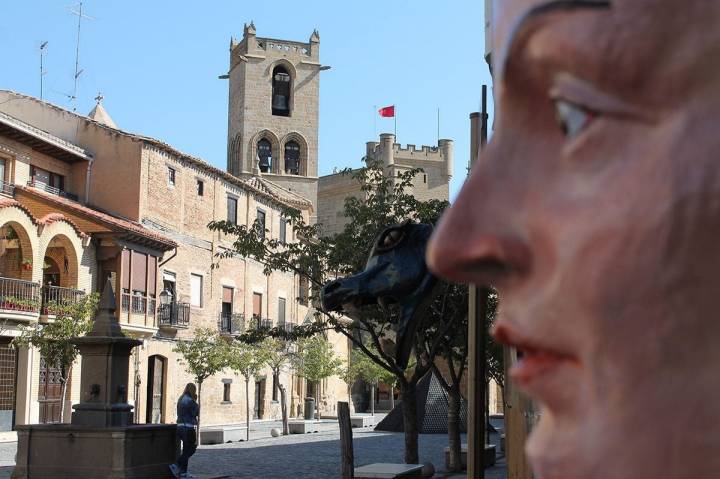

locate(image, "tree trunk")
(370, 383), (375, 416)
(245, 377), (251, 441)
(280, 384), (289, 435)
(390, 382), (395, 410)
(197, 381), (203, 446)
(400, 382), (419, 464)
(59, 378), (68, 423)
(447, 386), (462, 472)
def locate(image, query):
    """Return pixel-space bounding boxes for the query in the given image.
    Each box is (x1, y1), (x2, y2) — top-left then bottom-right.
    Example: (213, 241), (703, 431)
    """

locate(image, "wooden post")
(338, 401), (354, 479)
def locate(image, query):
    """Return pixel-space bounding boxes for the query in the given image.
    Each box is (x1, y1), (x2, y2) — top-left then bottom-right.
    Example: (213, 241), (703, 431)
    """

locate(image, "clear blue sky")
(0, 1), (493, 199)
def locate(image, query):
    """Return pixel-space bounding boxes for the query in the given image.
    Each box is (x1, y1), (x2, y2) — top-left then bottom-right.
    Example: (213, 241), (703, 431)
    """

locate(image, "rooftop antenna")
(39, 41), (48, 100)
(67, 2), (95, 111)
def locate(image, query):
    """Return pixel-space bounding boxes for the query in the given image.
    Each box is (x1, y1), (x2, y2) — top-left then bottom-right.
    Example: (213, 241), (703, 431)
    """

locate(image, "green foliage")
(173, 328), (230, 384)
(226, 340), (268, 381)
(484, 289), (504, 388)
(346, 343), (396, 386)
(13, 293), (99, 380)
(260, 337), (294, 373)
(292, 335), (342, 384)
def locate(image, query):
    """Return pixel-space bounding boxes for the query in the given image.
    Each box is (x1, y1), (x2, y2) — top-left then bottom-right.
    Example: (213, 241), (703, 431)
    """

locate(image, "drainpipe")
(159, 247), (178, 267)
(84, 157), (94, 205)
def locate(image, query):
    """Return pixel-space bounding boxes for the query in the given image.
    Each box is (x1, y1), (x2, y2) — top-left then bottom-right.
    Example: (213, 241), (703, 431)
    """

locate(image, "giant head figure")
(427, 1), (720, 478)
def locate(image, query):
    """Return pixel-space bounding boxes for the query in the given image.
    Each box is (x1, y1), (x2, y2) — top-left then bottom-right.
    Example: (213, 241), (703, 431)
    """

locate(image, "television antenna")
(66, 2), (95, 111)
(39, 41), (48, 100)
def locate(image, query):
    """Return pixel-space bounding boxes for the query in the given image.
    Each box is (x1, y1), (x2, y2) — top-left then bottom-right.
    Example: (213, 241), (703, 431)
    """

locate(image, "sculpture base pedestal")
(12, 423), (178, 479)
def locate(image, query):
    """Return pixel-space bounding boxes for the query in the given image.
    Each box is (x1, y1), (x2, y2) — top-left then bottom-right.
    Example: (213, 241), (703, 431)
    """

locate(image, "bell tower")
(226, 22), (322, 212)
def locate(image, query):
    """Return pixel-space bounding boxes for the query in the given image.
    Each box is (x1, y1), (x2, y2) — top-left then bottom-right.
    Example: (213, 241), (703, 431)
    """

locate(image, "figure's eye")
(554, 99), (595, 138)
(377, 228), (405, 250)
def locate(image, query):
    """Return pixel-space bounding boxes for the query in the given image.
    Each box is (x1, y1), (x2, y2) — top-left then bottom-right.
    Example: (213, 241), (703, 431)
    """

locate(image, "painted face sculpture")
(427, 1), (720, 478)
(322, 222), (437, 369)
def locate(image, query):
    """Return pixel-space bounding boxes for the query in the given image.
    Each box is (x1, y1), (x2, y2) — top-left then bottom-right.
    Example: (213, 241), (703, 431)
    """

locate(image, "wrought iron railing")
(41, 285), (85, 315)
(121, 292), (157, 317)
(0, 180), (14, 197)
(276, 322), (296, 333)
(158, 301), (190, 329)
(0, 277), (40, 313)
(27, 180), (79, 202)
(250, 316), (273, 330)
(219, 312), (245, 335)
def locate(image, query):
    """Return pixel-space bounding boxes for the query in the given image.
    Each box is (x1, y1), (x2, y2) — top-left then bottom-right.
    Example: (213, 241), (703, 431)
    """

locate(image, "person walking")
(170, 383), (200, 479)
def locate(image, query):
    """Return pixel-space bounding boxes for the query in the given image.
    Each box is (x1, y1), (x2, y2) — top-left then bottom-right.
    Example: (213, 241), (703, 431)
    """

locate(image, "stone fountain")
(13, 281), (178, 478)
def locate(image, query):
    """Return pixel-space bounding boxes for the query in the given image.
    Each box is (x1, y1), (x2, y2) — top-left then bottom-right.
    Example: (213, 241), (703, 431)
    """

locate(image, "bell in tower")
(272, 66), (291, 117)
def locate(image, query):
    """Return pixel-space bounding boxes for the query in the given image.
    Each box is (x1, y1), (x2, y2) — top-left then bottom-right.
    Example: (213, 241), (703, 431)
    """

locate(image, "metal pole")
(467, 84), (489, 479)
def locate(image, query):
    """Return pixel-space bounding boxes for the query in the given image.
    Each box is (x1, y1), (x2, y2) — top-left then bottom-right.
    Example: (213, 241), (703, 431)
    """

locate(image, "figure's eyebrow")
(496, 0), (612, 83)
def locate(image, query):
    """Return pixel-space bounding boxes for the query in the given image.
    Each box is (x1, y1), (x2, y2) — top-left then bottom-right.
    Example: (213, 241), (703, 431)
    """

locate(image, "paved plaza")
(0, 418), (507, 478)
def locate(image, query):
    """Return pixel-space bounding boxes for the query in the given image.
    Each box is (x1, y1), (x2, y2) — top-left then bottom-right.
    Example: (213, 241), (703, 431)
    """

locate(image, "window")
(273, 372), (279, 402)
(258, 139), (272, 173)
(167, 166), (176, 186)
(227, 196), (238, 225)
(284, 141), (300, 175)
(298, 276), (309, 306)
(278, 297), (286, 325)
(190, 273), (203, 307)
(256, 209), (266, 239)
(162, 271), (176, 301)
(279, 218), (287, 244)
(223, 381), (231, 403)
(196, 179), (204, 196)
(271, 66), (291, 117)
(30, 166), (65, 191)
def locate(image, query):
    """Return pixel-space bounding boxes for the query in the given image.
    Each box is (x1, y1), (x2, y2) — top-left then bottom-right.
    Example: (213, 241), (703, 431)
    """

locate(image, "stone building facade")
(226, 22), (323, 220)
(0, 89), (351, 432)
(318, 133), (454, 237)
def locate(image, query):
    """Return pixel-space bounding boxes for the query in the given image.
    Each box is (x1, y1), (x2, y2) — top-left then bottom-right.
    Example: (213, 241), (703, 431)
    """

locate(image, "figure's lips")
(493, 323), (581, 405)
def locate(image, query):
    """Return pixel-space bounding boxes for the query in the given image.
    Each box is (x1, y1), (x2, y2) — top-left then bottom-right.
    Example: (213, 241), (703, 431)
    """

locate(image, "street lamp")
(159, 288), (172, 306)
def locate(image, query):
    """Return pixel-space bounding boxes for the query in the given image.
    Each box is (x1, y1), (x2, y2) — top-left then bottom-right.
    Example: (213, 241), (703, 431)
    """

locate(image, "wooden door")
(146, 355), (165, 424)
(0, 339), (16, 431)
(253, 380), (262, 419)
(252, 292), (262, 326)
(38, 356), (63, 423)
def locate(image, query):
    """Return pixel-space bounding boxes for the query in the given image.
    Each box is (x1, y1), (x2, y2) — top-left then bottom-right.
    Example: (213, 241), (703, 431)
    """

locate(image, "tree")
(227, 340), (268, 441)
(349, 344), (397, 415)
(292, 335), (342, 421)
(209, 160), (461, 464)
(422, 282), (469, 472)
(13, 293), (99, 423)
(260, 337), (295, 434)
(174, 328), (230, 443)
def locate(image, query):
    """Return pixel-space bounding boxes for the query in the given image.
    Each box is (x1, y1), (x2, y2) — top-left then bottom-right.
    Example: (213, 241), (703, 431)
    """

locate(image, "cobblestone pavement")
(0, 419), (508, 479)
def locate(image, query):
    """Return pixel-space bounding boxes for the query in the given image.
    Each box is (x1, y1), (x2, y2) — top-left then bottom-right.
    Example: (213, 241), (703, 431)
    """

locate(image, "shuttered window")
(227, 196), (238, 225)
(278, 298), (286, 325)
(190, 274), (203, 307)
(131, 252), (147, 293)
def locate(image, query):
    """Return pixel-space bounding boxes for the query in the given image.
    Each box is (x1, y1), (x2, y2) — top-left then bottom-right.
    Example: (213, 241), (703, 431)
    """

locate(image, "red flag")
(378, 105), (395, 118)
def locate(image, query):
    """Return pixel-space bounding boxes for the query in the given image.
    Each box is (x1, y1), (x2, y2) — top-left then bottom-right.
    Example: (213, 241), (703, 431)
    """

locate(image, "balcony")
(121, 293), (157, 317)
(276, 322), (296, 333)
(158, 301), (190, 329)
(0, 276), (40, 318)
(250, 316), (273, 330)
(27, 180), (79, 202)
(0, 180), (14, 197)
(219, 313), (245, 335)
(41, 285), (85, 316)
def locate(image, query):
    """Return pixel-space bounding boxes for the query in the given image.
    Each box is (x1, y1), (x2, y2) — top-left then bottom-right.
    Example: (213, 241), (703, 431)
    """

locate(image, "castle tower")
(226, 22), (322, 213)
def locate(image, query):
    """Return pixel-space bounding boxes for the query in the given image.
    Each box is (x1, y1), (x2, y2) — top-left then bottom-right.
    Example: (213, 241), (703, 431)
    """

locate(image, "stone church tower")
(226, 22), (322, 215)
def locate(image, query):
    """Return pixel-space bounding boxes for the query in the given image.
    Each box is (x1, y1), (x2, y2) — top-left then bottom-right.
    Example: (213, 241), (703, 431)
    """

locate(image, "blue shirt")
(176, 393), (199, 426)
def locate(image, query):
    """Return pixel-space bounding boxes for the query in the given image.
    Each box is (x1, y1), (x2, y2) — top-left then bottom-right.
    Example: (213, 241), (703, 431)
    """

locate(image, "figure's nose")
(427, 140), (531, 289)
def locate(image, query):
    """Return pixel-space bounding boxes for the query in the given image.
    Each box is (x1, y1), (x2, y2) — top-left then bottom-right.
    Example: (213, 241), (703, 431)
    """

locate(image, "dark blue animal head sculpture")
(321, 221), (438, 369)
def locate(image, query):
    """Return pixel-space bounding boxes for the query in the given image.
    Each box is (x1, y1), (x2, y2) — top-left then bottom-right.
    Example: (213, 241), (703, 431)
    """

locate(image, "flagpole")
(394, 106), (397, 138)
(437, 107), (440, 144)
(373, 105), (377, 138)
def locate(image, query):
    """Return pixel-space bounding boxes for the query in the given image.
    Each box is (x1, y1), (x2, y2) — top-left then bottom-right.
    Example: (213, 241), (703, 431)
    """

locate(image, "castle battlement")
(365, 134), (454, 178)
(231, 22), (320, 64)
